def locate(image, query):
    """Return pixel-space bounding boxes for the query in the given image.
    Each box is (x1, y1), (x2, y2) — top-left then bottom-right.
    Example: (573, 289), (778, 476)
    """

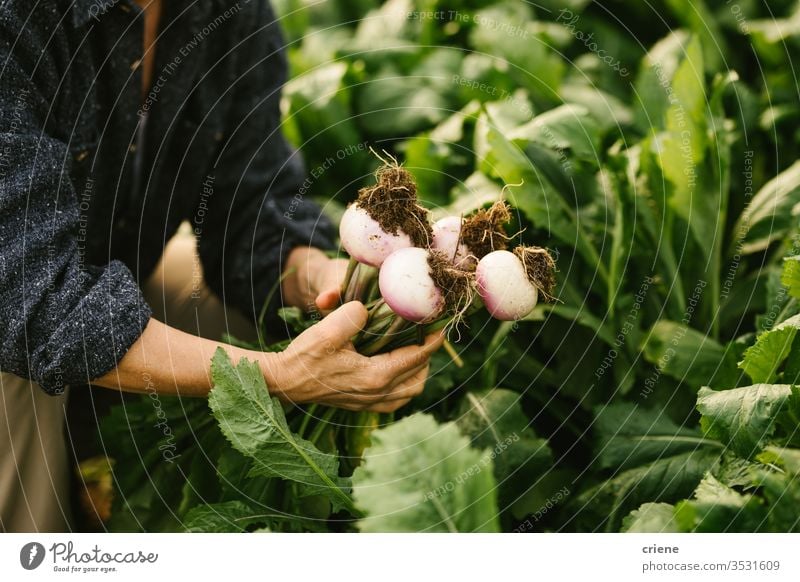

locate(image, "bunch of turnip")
(337, 157), (556, 356)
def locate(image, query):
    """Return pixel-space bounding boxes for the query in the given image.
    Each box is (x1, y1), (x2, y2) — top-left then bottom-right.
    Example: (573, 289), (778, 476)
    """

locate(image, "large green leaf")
(183, 501), (270, 533)
(208, 349), (354, 513)
(673, 473), (767, 532)
(739, 314), (800, 384)
(283, 61), (360, 151)
(457, 389), (552, 512)
(468, 1), (563, 100)
(403, 101), (482, 207)
(594, 403), (722, 471)
(656, 36), (714, 260)
(642, 321), (739, 388)
(101, 396), (215, 532)
(355, 49), (463, 138)
(559, 82), (633, 132)
(622, 502), (679, 533)
(473, 98), (534, 179)
(634, 30), (690, 132)
(574, 449), (718, 532)
(663, 0), (725, 72)
(697, 384), (793, 458)
(732, 160), (800, 255)
(353, 413), (500, 532)
(508, 104), (601, 161)
(783, 256), (800, 300)
(436, 171), (504, 220)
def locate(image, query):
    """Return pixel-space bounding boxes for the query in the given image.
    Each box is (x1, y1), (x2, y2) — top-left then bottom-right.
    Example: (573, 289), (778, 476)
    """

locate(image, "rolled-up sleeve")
(0, 58), (152, 394)
(196, 1), (335, 321)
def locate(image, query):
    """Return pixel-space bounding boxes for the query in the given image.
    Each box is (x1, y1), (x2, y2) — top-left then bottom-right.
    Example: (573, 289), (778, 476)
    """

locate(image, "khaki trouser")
(0, 228), (255, 531)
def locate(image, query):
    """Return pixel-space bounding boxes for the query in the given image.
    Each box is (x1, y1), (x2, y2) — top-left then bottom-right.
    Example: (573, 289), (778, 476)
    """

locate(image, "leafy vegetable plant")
(100, 0), (800, 533)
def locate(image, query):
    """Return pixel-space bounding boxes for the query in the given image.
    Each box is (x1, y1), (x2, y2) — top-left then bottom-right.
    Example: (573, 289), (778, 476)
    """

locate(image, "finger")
(384, 360), (429, 390)
(367, 330), (445, 376)
(380, 365), (430, 401)
(314, 259), (349, 311)
(310, 301), (368, 348)
(314, 288), (340, 312)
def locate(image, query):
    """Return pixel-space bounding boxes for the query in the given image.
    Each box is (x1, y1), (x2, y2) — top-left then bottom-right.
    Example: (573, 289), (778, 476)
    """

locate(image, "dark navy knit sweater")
(0, 0), (333, 394)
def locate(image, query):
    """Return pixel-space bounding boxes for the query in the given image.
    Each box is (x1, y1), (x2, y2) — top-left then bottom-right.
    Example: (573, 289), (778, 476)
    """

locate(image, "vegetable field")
(102, 0), (800, 532)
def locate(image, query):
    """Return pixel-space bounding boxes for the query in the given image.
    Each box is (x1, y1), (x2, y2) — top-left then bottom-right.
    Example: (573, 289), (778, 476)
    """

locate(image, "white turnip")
(431, 216), (474, 269)
(476, 246), (555, 321)
(339, 162), (432, 268)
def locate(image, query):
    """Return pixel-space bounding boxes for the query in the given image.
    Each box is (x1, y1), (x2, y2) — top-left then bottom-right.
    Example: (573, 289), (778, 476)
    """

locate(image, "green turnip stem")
(364, 317), (449, 353)
(343, 262), (361, 302)
(360, 316), (410, 355)
(298, 403), (319, 438)
(308, 406), (338, 445)
(365, 277), (380, 303)
(345, 264), (378, 303)
(341, 257), (358, 300)
(366, 299), (394, 328)
(355, 315), (395, 346)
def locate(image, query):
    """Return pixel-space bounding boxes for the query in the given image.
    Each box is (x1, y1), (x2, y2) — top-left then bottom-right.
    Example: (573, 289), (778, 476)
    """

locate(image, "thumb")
(313, 301), (368, 348)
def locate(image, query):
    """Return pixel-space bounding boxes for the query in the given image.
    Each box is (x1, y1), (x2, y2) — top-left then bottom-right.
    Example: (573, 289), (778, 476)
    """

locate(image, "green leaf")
(733, 160), (800, 255)
(101, 396), (214, 532)
(749, 5), (800, 63)
(656, 36), (713, 258)
(762, 447), (800, 476)
(353, 413), (500, 532)
(183, 501), (269, 533)
(622, 503), (679, 533)
(508, 104), (601, 161)
(355, 50), (462, 138)
(697, 384), (793, 458)
(403, 101), (482, 207)
(436, 171), (504, 220)
(594, 403), (721, 471)
(468, 2), (563, 100)
(782, 256), (800, 300)
(559, 82), (633, 133)
(663, 0), (725, 72)
(673, 473), (767, 532)
(575, 449), (718, 532)
(739, 314), (800, 383)
(474, 98), (534, 167)
(208, 349), (354, 513)
(457, 389), (552, 510)
(750, 449), (800, 532)
(634, 30), (690, 133)
(642, 321), (740, 388)
(283, 62), (363, 183)
(276, 307), (316, 333)
(352, 0), (417, 59)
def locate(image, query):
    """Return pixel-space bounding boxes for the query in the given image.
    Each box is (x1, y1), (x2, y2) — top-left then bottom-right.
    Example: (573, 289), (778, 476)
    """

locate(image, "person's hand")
(283, 246), (349, 313)
(262, 301), (444, 412)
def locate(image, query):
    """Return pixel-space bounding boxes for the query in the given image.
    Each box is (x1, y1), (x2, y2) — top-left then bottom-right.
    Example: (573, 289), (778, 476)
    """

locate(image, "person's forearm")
(92, 318), (276, 397)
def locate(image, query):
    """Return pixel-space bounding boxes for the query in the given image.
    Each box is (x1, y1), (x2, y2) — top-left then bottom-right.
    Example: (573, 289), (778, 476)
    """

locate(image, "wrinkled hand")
(263, 302), (444, 412)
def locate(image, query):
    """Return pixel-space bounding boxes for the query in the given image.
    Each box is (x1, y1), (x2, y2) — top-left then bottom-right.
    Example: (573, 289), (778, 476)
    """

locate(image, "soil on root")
(356, 163), (432, 247)
(427, 251), (474, 316)
(461, 201), (512, 259)
(514, 245), (556, 301)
